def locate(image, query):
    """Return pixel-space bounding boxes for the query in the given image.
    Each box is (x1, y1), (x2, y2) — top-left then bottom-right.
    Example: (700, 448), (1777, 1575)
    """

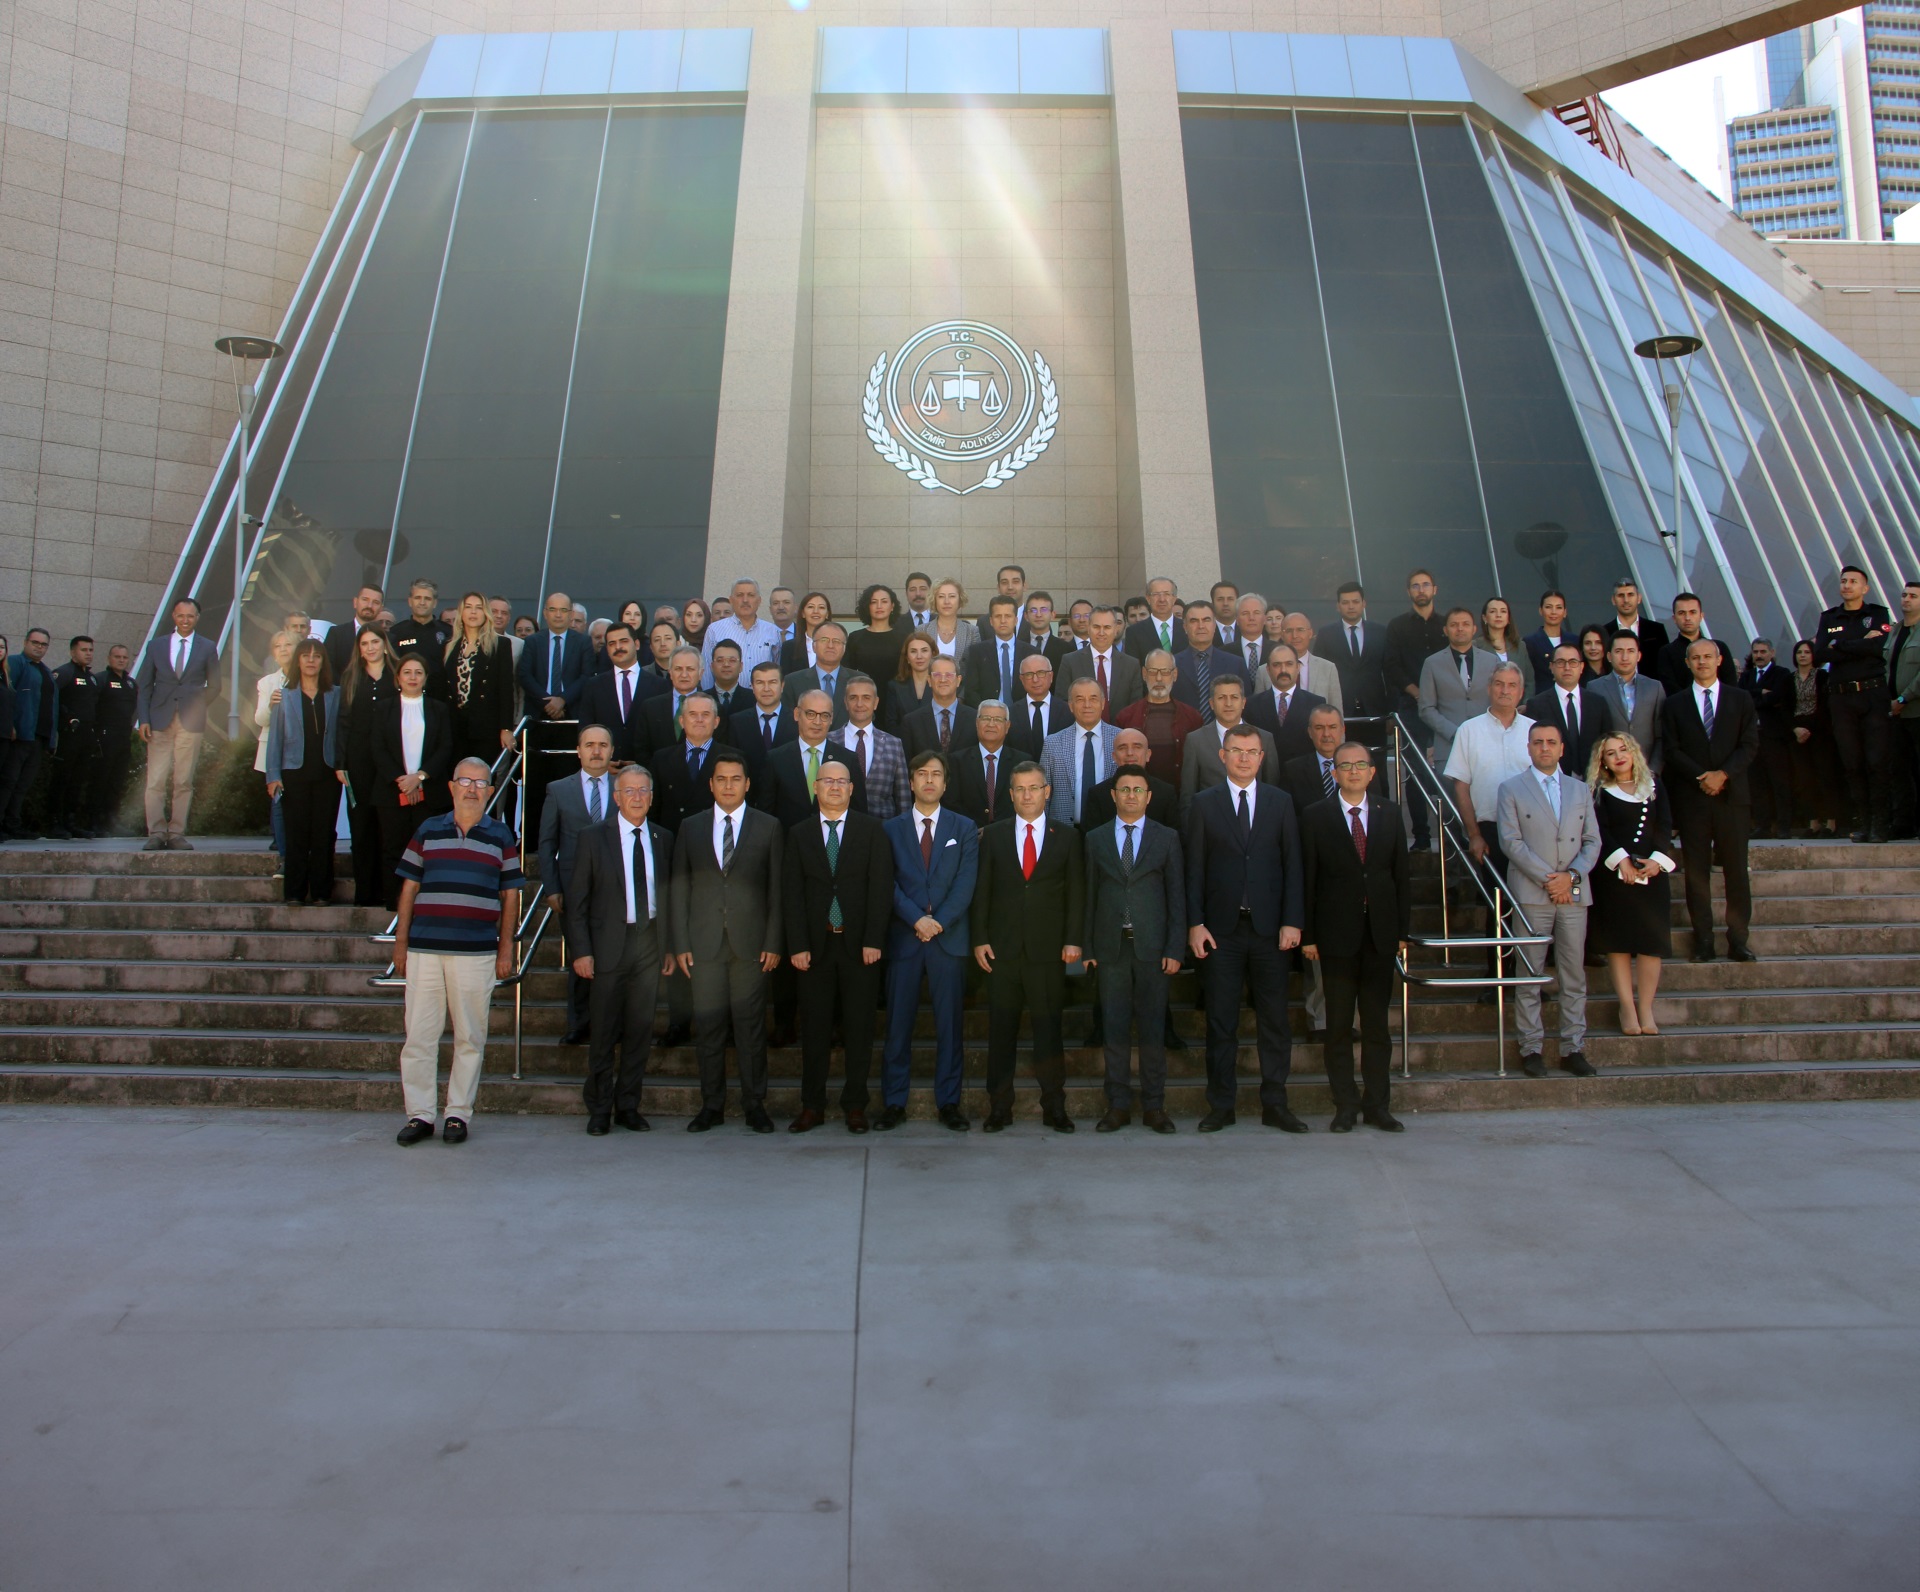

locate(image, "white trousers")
(400, 951), (496, 1123)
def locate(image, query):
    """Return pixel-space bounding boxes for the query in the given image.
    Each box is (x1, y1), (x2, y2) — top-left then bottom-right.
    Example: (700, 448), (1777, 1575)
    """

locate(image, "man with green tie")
(1124, 576), (1190, 663)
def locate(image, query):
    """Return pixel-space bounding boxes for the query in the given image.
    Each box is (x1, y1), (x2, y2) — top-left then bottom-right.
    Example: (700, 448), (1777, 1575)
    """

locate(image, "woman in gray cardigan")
(265, 637), (343, 905)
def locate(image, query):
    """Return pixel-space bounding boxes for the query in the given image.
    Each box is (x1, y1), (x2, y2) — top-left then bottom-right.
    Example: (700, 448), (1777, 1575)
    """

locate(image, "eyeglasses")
(1333, 760), (1372, 772)
(452, 776), (490, 790)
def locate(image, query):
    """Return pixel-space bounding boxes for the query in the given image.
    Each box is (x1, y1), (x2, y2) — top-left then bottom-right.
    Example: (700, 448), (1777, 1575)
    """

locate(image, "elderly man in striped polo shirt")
(391, 756), (525, 1146)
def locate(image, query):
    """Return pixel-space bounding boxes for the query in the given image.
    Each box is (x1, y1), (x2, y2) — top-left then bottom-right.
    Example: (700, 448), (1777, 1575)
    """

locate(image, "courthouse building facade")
(5, 0), (1919, 683)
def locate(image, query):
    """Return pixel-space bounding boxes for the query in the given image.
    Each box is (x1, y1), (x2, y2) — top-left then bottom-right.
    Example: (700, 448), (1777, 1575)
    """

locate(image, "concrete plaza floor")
(1, 1101), (1915, 1591)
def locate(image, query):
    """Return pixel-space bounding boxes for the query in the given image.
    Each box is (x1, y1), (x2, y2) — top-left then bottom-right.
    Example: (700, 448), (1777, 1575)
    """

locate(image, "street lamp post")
(1633, 333), (1704, 588)
(213, 335), (285, 740)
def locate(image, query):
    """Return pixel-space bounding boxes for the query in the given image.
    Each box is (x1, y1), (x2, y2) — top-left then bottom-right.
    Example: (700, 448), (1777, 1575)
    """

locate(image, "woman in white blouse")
(1585, 731), (1675, 1035)
(370, 654), (453, 911)
(916, 577), (978, 664)
(254, 630), (295, 873)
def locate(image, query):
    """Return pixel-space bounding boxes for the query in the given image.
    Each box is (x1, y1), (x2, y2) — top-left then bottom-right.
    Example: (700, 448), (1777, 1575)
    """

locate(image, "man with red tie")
(1061, 606), (1144, 713)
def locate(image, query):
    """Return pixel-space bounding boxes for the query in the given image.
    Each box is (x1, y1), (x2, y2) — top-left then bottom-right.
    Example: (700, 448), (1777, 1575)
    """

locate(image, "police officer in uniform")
(49, 636), (100, 839)
(95, 643), (139, 835)
(387, 579), (454, 700)
(1814, 564), (1895, 843)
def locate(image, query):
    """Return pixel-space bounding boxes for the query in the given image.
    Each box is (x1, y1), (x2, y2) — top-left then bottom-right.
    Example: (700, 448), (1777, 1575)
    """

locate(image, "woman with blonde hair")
(916, 577), (978, 663)
(443, 590), (516, 771)
(1585, 730), (1675, 1035)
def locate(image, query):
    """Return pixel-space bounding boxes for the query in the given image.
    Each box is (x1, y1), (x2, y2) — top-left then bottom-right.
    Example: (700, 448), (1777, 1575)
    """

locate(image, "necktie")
(1702, 689), (1716, 737)
(174, 636), (186, 674)
(1031, 701), (1044, 747)
(762, 714), (775, 748)
(687, 743), (703, 781)
(985, 752), (997, 818)
(721, 811), (735, 868)
(1000, 643), (1012, 701)
(1458, 650), (1472, 686)
(1195, 651), (1213, 720)
(1275, 690), (1289, 728)
(1543, 775), (1560, 821)
(1247, 641), (1260, 673)
(1565, 690), (1578, 735)
(1622, 678), (1636, 718)
(855, 726), (866, 770)
(548, 636), (559, 693)
(820, 671), (835, 700)
(1081, 731), (1097, 820)
(938, 707), (951, 750)
(588, 776), (603, 822)
(619, 671), (633, 720)
(1121, 822), (1136, 873)
(805, 744), (819, 799)
(920, 815), (934, 869)
(672, 692), (685, 738)
(1237, 786), (1251, 842)
(825, 819), (843, 930)
(1321, 757), (1336, 800)
(1021, 823), (1037, 879)
(630, 823), (649, 921)
(1349, 625), (1362, 658)
(1350, 804), (1367, 860)
(1096, 654), (1108, 695)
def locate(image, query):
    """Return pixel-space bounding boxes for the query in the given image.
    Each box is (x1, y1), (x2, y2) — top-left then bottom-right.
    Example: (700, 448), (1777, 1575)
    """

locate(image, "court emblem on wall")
(864, 320), (1057, 494)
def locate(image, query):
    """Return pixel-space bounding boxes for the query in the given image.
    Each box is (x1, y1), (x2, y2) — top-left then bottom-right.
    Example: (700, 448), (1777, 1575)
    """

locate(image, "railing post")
(1494, 885), (1507, 1078)
(1400, 960), (1411, 1080)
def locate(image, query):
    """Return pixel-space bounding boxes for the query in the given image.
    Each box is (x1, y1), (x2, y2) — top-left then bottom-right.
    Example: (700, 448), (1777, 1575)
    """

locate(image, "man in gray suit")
(1083, 768), (1186, 1133)
(1041, 677), (1118, 823)
(1059, 606), (1144, 713)
(1417, 607), (1498, 770)
(539, 723), (617, 1045)
(134, 597), (220, 850)
(566, 765), (675, 1136)
(1178, 674), (1278, 822)
(1496, 722), (1602, 1079)
(1588, 631), (1666, 772)
(669, 746), (784, 1133)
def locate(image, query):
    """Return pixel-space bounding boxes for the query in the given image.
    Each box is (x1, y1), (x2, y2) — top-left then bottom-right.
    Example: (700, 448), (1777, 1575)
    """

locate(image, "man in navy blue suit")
(518, 590), (595, 838)
(876, 751), (980, 1131)
(1186, 723), (1307, 1134)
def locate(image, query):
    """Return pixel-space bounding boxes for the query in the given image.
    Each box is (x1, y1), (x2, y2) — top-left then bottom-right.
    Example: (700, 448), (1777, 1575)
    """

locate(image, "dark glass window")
(1414, 119), (1618, 616)
(1298, 112), (1492, 600)
(544, 108), (745, 614)
(1181, 109), (1353, 604)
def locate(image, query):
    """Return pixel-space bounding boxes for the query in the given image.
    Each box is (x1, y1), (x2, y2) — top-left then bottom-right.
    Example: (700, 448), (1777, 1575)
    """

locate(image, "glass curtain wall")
(242, 103), (744, 664)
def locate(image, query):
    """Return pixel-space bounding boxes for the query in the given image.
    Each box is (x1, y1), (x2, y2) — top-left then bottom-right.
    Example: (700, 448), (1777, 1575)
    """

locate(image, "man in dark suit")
(963, 597), (1024, 707)
(1172, 601), (1250, 722)
(878, 752), (980, 1128)
(705, 638), (751, 721)
(1601, 577), (1671, 660)
(575, 622), (650, 765)
(1243, 643), (1325, 766)
(518, 589), (594, 717)
(634, 645), (706, 766)
(668, 747), (784, 1133)
(646, 691), (726, 833)
(1015, 592), (1073, 672)
(134, 598), (220, 850)
(1082, 768), (1185, 1132)
(1080, 726), (1177, 831)
(1060, 606), (1144, 714)
(946, 699), (1015, 826)
(1300, 743), (1412, 1133)
(1739, 638), (1795, 839)
(902, 655), (976, 759)
(1655, 593), (1738, 695)
(1664, 638), (1761, 963)
(972, 761), (1086, 1132)
(1124, 577), (1188, 663)
(1186, 724), (1306, 1134)
(1314, 582), (1389, 717)
(1283, 704), (1347, 817)
(781, 621), (852, 726)
(539, 723), (618, 1045)
(566, 766), (675, 1135)
(782, 761), (894, 1134)
(730, 661), (796, 782)
(1526, 642), (1609, 779)
(1007, 653), (1070, 759)
(759, 689), (865, 828)
(323, 584), (384, 679)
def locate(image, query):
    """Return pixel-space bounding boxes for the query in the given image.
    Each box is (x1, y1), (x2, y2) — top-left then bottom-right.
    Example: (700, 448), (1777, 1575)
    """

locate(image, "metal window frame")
(1794, 348), (1917, 580)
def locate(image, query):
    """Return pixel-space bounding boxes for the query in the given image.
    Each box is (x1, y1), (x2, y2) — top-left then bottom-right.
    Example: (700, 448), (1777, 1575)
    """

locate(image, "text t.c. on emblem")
(864, 320), (1057, 495)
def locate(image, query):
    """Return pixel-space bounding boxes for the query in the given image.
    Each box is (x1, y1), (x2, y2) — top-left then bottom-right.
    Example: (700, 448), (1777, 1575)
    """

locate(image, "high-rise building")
(1729, 16), (1880, 239)
(1866, 1), (1920, 233)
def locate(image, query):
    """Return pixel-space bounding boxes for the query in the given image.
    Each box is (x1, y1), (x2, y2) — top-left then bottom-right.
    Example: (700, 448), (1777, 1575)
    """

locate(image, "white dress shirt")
(1443, 711), (1536, 820)
(1696, 681), (1719, 725)
(844, 721), (876, 774)
(1019, 814), (1048, 861)
(710, 800), (747, 865)
(618, 814), (657, 923)
(1224, 775), (1259, 822)
(400, 695), (426, 774)
(1560, 688), (1583, 735)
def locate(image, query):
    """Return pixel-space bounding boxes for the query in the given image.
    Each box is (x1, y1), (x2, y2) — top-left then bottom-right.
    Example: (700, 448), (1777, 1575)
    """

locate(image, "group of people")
(372, 559), (1920, 1147)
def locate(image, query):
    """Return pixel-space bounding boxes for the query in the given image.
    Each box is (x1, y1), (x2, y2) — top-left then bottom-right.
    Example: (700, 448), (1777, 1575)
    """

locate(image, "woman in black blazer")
(779, 591), (834, 674)
(443, 591), (516, 772)
(883, 632), (935, 735)
(340, 627), (400, 905)
(372, 655), (453, 909)
(1788, 638), (1841, 835)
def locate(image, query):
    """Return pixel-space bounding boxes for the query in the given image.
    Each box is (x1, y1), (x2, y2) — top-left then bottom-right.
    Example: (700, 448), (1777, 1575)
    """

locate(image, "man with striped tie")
(1282, 705), (1347, 818)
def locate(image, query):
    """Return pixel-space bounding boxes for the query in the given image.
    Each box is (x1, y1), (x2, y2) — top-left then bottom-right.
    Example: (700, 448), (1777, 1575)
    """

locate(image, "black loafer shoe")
(1329, 1109), (1357, 1133)
(1094, 1109), (1130, 1133)
(441, 1118), (468, 1145)
(586, 1113), (612, 1136)
(1262, 1107), (1309, 1133)
(1729, 947), (1758, 963)
(936, 1104), (970, 1132)
(1363, 1106), (1406, 1133)
(1196, 1108), (1236, 1132)
(1043, 1111), (1075, 1134)
(982, 1112), (1011, 1133)
(615, 1109), (649, 1131)
(871, 1105), (907, 1131)
(686, 1107), (725, 1133)
(1560, 1051), (1597, 1077)
(1519, 1055), (1547, 1079)
(744, 1107), (776, 1134)
(1141, 1109), (1176, 1134)
(396, 1118), (435, 1146)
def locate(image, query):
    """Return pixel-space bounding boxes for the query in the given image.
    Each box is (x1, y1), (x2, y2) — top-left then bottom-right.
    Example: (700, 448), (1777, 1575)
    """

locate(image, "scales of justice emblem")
(864, 320), (1058, 494)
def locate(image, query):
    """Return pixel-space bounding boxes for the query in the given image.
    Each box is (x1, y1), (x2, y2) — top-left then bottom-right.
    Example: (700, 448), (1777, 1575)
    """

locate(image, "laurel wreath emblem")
(864, 349), (1057, 495)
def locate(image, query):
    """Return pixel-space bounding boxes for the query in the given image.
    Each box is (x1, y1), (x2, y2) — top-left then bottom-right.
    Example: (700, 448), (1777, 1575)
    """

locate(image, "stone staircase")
(1, 840), (1917, 1118)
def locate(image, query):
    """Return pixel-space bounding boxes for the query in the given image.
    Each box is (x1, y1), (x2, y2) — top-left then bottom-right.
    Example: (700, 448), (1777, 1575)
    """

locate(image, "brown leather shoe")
(1141, 1109), (1176, 1134)
(843, 1108), (869, 1134)
(1094, 1108), (1130, 1133)
(788, 1108), (825, 1134)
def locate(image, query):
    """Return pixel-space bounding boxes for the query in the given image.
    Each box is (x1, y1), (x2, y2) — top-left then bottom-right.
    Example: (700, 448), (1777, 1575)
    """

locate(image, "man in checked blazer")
(1082, 767), (1185, 1133)
(1039, 677), (1118, 825)
(1496, 723), (1602, 1079)
(829, 675), (909, 820)
(668, 747), (783, 1134)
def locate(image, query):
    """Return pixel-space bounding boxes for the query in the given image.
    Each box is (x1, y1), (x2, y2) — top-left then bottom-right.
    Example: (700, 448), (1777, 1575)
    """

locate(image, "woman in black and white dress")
(1586, 730), (1675, 1036)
